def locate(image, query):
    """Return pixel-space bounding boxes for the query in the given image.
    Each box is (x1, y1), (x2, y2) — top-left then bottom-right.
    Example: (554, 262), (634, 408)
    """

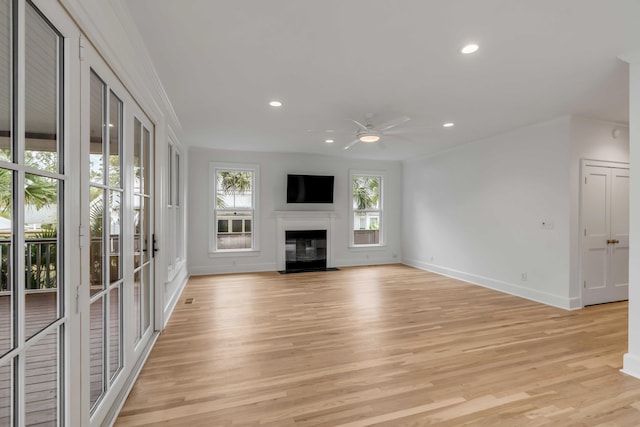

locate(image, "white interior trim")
(274, 211), (336, 271)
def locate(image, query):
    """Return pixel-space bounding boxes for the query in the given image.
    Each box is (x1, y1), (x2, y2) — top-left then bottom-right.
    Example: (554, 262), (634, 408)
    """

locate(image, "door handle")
(606, 239), (613, 244)
(152, 233), (159, 258)
(607, 239), (620, 245)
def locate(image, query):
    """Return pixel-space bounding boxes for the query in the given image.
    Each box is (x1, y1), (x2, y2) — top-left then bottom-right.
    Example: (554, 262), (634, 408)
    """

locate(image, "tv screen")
(287, 174), (334, 203)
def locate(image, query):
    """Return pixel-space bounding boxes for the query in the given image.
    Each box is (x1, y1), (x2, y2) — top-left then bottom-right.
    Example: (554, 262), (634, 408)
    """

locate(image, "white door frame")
(579, 158), (630, 307)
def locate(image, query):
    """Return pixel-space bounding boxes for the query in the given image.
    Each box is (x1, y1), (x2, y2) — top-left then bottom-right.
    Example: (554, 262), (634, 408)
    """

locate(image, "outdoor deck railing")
(1, 238), (59, 292)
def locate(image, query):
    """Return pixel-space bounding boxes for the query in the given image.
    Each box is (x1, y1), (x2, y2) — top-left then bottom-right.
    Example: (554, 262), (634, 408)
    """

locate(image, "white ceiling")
(125, 0), (640, 161)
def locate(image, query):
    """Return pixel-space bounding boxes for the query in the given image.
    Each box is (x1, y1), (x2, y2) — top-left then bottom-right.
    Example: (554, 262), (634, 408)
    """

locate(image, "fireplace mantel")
(274, 211), (336, 271)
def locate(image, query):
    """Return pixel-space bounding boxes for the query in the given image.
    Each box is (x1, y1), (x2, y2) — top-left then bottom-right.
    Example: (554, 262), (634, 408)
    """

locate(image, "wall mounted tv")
(287, 174), (335, 203)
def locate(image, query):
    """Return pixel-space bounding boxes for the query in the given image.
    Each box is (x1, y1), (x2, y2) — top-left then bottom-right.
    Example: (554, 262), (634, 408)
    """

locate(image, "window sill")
(349, 244), (387, 252)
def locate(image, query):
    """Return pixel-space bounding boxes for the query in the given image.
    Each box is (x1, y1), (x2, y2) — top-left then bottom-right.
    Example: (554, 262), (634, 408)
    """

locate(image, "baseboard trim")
(335, 258), (399, 268)
(622, 353), (640, 379)
(163, 270), (189, 329)
(189, 262), (277, 276)
(403, 258), (578, 310)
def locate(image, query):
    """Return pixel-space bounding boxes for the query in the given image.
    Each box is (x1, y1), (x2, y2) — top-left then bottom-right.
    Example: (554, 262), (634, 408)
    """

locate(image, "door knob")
(614, 239), (620, 244)
(606, 239), (613, 244)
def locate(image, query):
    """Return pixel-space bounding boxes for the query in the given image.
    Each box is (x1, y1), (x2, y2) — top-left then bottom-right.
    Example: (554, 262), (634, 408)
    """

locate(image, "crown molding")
(58, 0), (183, 139)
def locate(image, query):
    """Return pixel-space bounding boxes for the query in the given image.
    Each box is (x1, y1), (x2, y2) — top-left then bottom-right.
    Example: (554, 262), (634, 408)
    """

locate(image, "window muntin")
(351, 173), (383, 246)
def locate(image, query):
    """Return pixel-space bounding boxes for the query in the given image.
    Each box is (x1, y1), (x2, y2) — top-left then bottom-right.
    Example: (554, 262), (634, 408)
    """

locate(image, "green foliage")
(353, 176), (380, 211)
(0, 169), (58, 215)
(25, 228), (58, 290)
(89, 197), (104, 236)
(218, 171), (252, 194)
(217, 171), (252, 208)
(24, 174), (57, 210)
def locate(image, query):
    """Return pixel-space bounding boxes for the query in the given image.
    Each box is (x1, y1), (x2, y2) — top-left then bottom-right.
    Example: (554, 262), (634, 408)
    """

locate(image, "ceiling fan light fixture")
(460, 43), (479, 54)
(359, 134), (380, 143)
(357, 129), (381, 143)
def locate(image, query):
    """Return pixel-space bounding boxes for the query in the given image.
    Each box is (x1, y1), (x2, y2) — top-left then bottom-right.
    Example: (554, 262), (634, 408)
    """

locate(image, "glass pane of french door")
(0, 1), (66, 425)
(133, 119), (153, 344)
(87, 69), (124, 413)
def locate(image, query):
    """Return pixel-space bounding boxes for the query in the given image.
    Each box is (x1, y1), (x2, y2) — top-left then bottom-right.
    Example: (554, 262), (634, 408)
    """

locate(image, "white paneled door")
(581, 161), (629, 306)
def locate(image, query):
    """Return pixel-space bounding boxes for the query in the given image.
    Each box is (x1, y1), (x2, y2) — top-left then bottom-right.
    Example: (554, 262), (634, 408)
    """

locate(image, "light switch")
(541, 220), (554, 229)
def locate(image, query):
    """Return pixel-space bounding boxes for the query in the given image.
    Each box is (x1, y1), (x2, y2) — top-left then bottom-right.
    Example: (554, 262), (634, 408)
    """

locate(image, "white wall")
(403, 117), (575, 308)
(569, 117), (629, 303)
(622, 52), (640, 379)
(188, 148), (403, 274)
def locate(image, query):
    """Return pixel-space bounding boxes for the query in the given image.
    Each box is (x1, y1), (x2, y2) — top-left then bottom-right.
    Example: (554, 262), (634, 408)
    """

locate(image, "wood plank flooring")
(114, 265), (639, 426)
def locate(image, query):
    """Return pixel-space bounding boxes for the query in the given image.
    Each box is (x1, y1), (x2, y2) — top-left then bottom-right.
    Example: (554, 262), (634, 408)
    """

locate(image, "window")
(167, 139), (184, 274)
(210, 164), (259, 252)
(351, 172), (383, 246)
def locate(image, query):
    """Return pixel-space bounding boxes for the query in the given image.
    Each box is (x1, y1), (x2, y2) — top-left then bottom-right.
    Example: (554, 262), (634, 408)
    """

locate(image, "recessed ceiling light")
(460, 44), (479, 54)
(269, 100), (282, 107)
(325, 139), (334, 143)
(443, 122), (455, 128)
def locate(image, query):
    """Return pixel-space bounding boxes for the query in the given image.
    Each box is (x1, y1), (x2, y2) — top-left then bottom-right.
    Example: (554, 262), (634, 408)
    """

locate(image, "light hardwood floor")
(115, 265), (639, 426)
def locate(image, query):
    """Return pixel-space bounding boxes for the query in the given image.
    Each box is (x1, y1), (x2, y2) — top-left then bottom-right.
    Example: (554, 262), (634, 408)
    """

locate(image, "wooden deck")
(1, 292), (59, 426)
(1, 285), (128, 426)
(115, 265), (639, 426)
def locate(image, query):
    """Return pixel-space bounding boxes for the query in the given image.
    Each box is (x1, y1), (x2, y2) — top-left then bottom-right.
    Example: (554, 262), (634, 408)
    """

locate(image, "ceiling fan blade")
(343, 139), (359, 150)
(385, 133), (411, 142)
(377, 116), (410, 132)
(348, 119), (369, 131)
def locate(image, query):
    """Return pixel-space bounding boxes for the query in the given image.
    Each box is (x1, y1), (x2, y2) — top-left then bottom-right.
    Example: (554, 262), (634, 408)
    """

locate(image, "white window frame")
(349, 170), (385, 248)
(209, 162), (260, 254)
(167, 138), (184, 277)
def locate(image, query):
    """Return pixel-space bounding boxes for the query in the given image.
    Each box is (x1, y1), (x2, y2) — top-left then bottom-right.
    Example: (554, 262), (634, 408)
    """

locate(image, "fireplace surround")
(275, 211), (336, 272)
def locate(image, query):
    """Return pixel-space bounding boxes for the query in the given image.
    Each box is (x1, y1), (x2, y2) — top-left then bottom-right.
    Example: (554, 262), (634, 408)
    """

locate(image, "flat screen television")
(287, 174), (334, 203)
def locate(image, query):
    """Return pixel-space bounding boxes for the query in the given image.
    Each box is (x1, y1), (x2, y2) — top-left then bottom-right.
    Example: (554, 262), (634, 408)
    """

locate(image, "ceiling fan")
(343, 115), (411, 150)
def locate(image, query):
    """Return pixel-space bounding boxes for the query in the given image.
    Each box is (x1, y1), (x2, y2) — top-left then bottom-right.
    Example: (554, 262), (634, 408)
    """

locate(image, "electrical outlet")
(430, 256), (434, 262)
(521, 273), (528, 281)
(541, 220), (554, 229)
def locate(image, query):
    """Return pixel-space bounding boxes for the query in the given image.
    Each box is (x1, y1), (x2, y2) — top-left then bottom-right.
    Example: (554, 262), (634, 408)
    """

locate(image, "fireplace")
(274, 211), (336, 272)
(285, 230), (327, 272)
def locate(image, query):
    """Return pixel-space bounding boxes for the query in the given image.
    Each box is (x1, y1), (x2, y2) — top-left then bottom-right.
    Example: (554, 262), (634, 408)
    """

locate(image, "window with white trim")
(210, 163), (259, 252)
(167, 141), (184, 273)
(351, 172), (383, 246)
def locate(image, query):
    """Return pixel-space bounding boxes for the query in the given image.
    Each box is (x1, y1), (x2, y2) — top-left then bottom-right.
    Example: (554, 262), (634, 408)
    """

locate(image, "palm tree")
(0, 169), (58, 215)
(218, 171), (252, 208)
(352, 176), (379, 210)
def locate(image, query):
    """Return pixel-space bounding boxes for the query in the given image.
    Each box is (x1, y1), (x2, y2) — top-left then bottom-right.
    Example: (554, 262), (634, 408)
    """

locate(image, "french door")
(80, 42), (155, 426)
(0, 0), (75, 425)
(581, 160), (629, 306)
